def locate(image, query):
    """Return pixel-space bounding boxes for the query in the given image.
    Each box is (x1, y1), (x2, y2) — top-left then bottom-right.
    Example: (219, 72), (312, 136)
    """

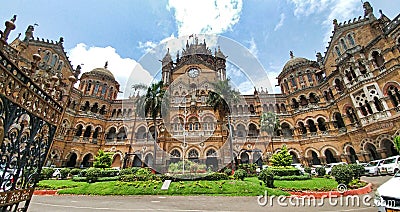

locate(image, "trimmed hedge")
(120, 167), (139, 176)
(40, 168), (55, 180)
(268, 167), (301, 176)
(315, 167), (326, 176)
(233, 169), (247, 180)
(72, 176), (119, 182)
(100, 168), (120, 177)
(274, 174), (311, 181)
(60, 168), (70, 179)
(258, 169), (274, 188)
(304, 167), (312, 174)
(70, 168), (81, 176)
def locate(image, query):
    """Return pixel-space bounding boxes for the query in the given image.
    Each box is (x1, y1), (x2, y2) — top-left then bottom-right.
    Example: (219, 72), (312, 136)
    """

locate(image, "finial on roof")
(11, 15), (16, 23)
(289, 51), (294, 59)
(333, 19), (338, 30)
(104, 61), (108, 69)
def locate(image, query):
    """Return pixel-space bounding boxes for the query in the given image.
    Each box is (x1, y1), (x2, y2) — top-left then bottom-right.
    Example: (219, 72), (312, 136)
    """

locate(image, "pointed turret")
(162, 48), (173, 85)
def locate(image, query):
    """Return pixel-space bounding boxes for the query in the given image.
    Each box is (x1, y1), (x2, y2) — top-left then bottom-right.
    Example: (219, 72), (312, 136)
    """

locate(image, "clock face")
(188, 68), (199, 78)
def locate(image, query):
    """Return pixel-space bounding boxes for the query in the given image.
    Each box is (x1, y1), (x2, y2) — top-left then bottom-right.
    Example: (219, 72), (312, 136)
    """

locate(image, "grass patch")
(44, 178), (289, 196)
(37, 180), (86, 190)
(274, 177), (338, 192)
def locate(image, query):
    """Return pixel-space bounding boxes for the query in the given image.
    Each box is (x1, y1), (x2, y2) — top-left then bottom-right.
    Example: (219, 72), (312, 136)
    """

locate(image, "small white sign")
(161, 180), (172, 190)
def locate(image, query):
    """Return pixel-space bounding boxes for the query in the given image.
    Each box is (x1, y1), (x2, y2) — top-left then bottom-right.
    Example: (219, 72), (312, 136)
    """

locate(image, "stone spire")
(104, 61), (108, 69)
(363, 2), (375, 20)
(1, 15), (16, 42)
(162, 48), (172, 66)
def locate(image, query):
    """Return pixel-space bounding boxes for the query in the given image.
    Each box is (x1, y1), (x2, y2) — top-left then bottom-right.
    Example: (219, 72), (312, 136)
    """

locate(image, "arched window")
(334, 78), (344, 92)
(136, 126), (147, 139)
(299, 95), (308, 106)
(292, 98), (299, 109)
(373, 97), (384, 111)
(50, 54), (59, 67)
(170, 149), (181, 158)
(307, 72), (313, 83)
(340, 39), (348, 50)
(309, 93), (318, 104)
(284, 80), (289, 92)
(83, 126), (92, 138)
(93, 127), (100, 139)
(43, 51), (51, 63)
(298, 122), (307, 135)
(75, 124), (83, 137)
(99, 105), (106, 115)
(358, 61), (367, 75)
(188, 149), (199, 159)
(346, 107), (358, 124)
(248, 123), (259, 137)
(117, 127), (127, 140)
(291, 76), (297, 87)
(372, 51), (385, 67)
(57, 60), (64, 71)
(106, 127), (117, 140)
(388, 86), (400, 107)
(365, 100), (373, 114)
(307, 119), (317, 133)
(334, 112), (346, 129)
(91, 102), (99, 113)
(281, 123), (293, 138)
(317, 118), (327, 131)
(347, 34), (355, 46)
(335, 46), (341, 56)
(280, 103), (287, 112)
(236, 124), (246, 137)
(101, 84), (107, 95)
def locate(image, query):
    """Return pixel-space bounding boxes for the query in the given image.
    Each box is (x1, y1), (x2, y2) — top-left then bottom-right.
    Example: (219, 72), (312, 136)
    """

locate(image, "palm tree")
(206, 79), (240, 170)
(136, 81), (165, 169)
(394, 136), (400, 154)
(260, 112), (280, 153)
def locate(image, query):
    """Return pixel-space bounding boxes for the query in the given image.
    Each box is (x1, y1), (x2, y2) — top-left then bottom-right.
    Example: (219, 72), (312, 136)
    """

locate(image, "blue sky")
(1, 0), (399, 96)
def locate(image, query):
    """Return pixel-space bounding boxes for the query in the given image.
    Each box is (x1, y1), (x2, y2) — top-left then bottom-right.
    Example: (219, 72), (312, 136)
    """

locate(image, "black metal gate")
(0, 45), (62, 211)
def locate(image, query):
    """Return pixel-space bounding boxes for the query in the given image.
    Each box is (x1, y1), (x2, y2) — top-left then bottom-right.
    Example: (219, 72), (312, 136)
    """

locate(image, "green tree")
(207, 79), (240, 170)
(270, 145), (292, 167)
(394, 136), (400, 153)
(93, 150), (112, 168)
(260, 112), (280, 152)
(136, 81), (166, 168)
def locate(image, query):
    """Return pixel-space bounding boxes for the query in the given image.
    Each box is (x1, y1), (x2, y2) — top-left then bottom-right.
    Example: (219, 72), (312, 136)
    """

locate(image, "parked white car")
(291, 163), (305, 174)
(325, 162), (347, 175)
(375, 171), (400, 212)
(379, 156), (400, 175)
(364, 159), (384, 176)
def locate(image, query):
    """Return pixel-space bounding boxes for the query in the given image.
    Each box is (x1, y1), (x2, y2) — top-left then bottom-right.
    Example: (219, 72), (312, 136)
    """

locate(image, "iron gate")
(0, 45), (62, 211)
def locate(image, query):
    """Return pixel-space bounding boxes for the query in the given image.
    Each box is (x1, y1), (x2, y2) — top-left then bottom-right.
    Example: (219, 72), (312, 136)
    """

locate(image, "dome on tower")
(86, 61), (115, 80)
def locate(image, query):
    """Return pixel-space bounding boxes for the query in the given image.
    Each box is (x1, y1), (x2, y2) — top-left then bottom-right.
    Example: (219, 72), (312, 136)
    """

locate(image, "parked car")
(379, 156), (400, 175)
(375, 170), (400, 212)
(291, 163), (305, 174)
(325, 162), (347, 175)
(364, 159), (384, 176)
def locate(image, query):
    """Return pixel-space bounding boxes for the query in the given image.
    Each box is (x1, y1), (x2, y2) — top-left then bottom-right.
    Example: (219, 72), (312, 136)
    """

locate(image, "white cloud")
(167, 0), (243, 36)
(67, 43), (153, 99)
(138, 41), (158, 53)
(288, 0), (362, 43)
(274, 13), (286, 31)
(247, 37), (258, 58)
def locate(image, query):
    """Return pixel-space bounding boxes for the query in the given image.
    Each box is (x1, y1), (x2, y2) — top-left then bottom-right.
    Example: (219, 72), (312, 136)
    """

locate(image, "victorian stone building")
(2, 2), (400, 170)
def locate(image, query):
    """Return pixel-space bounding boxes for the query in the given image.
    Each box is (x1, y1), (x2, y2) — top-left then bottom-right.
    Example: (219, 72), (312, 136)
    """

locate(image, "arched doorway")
(81, 153), (93, 168)
(252, 151), (263, 167)
(144, 154), (153, 167)
(365, 143), (380, 160)
(381, 139), (398, 157)
(240, 152), (249, 164)
(325, 149), (337, 163)
(347, 147), (358, 163)
(188, 149), (199, 163)
(289, 151), (300, 163)
(66, 152), (77, 167)
(206, 149), (218, 171)
(111, 154), (122, 168)
(311, 151), (320, 165)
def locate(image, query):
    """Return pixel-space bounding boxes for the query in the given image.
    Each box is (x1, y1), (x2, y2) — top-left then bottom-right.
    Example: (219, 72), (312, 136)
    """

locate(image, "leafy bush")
(237, 164), (257, 176)
(204, 172), (229, 181)
(168, 161), (207, 173)
(120, 167), (139, 176)
(348, 164), (364, 179)
(119, 174), (136, 182)
(315, 166), (326, 176)
(101, 168), (120, 177)
(93, 150), (112, 168)
(274, 174), (311, 181)
(70, 168), (81, 176)
(331, 164), (353, 185)
(270, 145), (292, 167)
(79, 169), (88, 177)
(258, 169), (274, 188)
(60, 168), (71, 179)
(304, 167), (312, 174)
(268, 167), (301, 176)
(233, 169), (247, 181)
(223, 168), (232, 176)
(348, 179), (367, 189)
(86, 167), (102, 183)
(40, 168), (54, 180)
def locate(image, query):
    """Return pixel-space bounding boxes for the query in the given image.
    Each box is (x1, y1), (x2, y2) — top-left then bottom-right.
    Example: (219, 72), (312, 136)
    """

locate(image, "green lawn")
(274, 177), (338, 191)
(38, 178), (289, 196)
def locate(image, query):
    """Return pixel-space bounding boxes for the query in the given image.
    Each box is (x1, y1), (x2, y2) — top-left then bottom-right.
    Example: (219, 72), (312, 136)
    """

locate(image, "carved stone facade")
(3, 2), (400, 170)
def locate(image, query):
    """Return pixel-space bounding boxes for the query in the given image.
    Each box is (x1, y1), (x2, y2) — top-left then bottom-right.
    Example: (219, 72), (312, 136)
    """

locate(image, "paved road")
(28, 175), (392, 212)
